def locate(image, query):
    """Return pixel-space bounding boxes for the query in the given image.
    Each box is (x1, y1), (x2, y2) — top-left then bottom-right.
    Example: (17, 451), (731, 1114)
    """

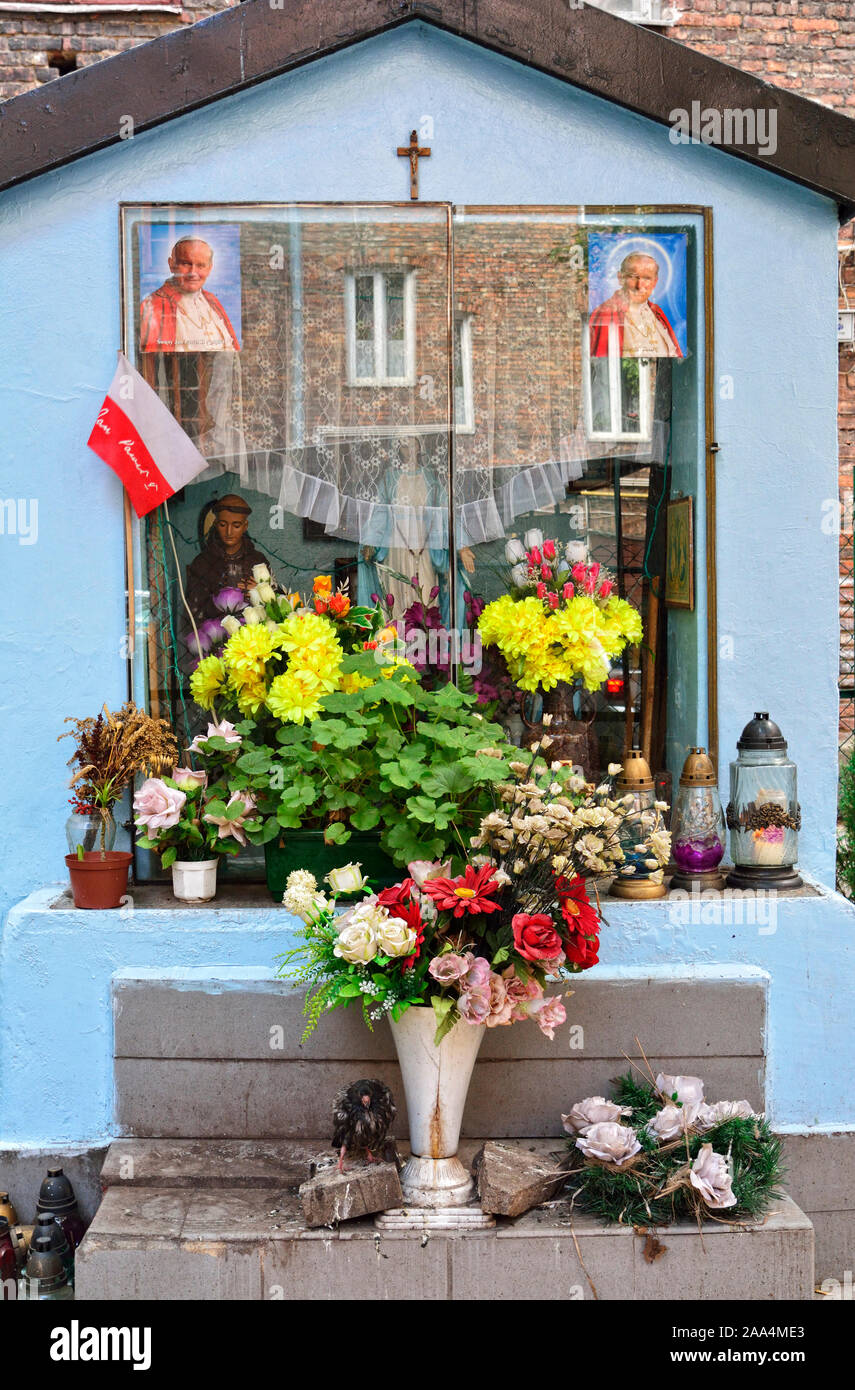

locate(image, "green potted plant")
(60, 702), (178, 909)
(188, 576), (525, 899)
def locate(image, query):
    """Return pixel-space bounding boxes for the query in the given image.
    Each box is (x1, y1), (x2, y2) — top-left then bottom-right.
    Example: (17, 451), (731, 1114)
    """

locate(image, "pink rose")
(598, 580), (614, 599)
(536, 582), (547, 600)
(190, 720), (242, 752)
(502, 965), (543, 1021)
(463, 956), (491, 990)
(133, 778), (186, 833)
(203, 790), (257, 847)
(589, 563), (600, 582)
(563, 582), (574, 601)
(547, 592), (560, 610)
(172, 767), (208, 790)
(428, 953), (470, 984)
(458, 986), (492, 1025)
(528, 995), (566, 1040)
(484, 973), (514, 1028)
(571, 563), (587, 584)
(540, 563), (552, 581)
(542, 539), (556, 561)
(408, 859), (452, 888)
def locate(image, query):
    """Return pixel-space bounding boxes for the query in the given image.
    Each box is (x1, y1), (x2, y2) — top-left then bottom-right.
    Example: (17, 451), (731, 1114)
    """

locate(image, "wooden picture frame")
(665, 495), (694, 610)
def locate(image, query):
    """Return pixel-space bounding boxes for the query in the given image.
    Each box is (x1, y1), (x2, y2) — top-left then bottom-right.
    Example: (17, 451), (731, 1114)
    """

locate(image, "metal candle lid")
(679, 747), (718, 787)
(616, 749), (654, 791)
(737, 712), (787, 752)
(36, 1167), (78, 1215)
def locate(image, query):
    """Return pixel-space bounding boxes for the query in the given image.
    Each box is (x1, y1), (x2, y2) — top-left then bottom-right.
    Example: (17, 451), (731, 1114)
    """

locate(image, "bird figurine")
(332, 1079), (396, 1173)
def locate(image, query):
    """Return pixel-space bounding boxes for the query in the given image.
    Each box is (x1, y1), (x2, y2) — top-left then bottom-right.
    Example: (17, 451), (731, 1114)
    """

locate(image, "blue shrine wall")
(0, 21), (851, 1144)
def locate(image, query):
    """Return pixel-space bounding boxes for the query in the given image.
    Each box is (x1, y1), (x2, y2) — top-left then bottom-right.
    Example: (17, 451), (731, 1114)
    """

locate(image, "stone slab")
(73, 1187), (814, 1302)
(113, 970), (768, 1062)
(473, 1140), (567, 1217)
(300, 1159), (403, 1226)
(100, 1139), (319, 1190)
(778, 1131), (855, 1213)
(115, 1056), (765, 1139)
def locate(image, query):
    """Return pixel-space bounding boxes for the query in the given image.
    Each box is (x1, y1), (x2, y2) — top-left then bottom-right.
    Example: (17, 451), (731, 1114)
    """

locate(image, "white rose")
(562, 1097), (632, 1136)
(221, 614), (242, 636)
(243, 606), (262, 626)
(333, 923), (378, 964)
(247, 586), (263, 607)
(656, 1073), (705, 1124)
(575, 1122), (641, 1167)
(252, 564), (271, 583)
(510, 563), (530, 589)
(695, 1100), (755, 1132)
(377, 918), (418, 958)
(505, 538), (526, 565)
(325, 862), (368, 895)
(257, 583), (276, 604)
(565, 540), (588, 564)
(645, 1104), (692, 1143)
(689, 1143), (737, 1209)
(523, 528), (544, 552)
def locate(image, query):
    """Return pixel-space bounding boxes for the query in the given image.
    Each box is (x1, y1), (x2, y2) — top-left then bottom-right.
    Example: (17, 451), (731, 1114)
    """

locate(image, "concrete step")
(75, 1160), (814, 1301)
(112, 966), (769, 1139)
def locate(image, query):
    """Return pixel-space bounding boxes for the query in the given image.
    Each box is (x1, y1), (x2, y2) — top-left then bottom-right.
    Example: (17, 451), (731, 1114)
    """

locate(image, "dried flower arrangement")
(563, 1060), (784, 1227)
(60, 702), (178, 851)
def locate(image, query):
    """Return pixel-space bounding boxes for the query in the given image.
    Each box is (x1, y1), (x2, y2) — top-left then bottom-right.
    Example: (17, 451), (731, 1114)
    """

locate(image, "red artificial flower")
(377, 880), (424, 968)
(555, 875), (600, 938)
(377, 878), (416, 911)
(422, 864), (501, 917)
(512, 912), (564, 963)
(314, 598), (329, 615)
(563, 932), (599, 969)
(542, 539), (556, 561)
(328, 592), (351, 617)
(536, 582), (547, 600)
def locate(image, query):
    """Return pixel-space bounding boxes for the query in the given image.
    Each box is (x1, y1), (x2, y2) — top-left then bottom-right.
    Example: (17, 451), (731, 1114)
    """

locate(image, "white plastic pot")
(171, 859), (218, 903)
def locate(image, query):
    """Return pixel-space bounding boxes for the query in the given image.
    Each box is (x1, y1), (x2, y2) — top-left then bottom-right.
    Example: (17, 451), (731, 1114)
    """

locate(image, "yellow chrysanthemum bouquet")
(187, 574), (535, 896)
(478, 533), (642, 693)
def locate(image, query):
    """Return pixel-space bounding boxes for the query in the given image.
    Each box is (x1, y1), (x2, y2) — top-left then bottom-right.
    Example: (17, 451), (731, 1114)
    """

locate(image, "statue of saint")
(185, 494), (274, 626)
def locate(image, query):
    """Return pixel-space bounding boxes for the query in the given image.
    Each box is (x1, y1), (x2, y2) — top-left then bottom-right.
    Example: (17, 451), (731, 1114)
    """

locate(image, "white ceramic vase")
(376, 1005), (493, 1229)
(171, 859), (218, 903)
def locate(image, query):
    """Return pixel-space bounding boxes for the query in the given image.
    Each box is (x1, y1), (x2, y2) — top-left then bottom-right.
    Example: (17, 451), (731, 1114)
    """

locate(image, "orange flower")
(328, 592), (351, 617)
(313, 575), (332, 596)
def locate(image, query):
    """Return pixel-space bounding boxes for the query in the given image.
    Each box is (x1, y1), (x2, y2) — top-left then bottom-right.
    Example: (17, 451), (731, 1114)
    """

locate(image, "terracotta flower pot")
(64, 852), (132, 910)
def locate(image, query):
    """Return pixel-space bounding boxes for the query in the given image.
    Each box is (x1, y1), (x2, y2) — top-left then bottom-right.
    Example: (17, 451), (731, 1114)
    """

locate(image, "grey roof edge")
(0, 0), (854, 218)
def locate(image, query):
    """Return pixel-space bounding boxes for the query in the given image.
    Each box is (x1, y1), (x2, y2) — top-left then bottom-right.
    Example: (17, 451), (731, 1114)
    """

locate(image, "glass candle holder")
(610, 749), (668, 900)
(725, 713), (802, 891)
(670, 748), (726, 891)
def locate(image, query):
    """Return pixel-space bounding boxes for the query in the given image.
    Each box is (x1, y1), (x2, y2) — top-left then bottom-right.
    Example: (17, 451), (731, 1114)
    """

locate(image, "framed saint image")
(138, 222), (242, 353)
(665, 495), (694, 610)
(588, 231), (688, 359)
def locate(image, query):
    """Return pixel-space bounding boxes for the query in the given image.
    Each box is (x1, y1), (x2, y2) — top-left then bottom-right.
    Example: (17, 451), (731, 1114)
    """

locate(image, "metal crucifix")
(397, 129), (431, 200)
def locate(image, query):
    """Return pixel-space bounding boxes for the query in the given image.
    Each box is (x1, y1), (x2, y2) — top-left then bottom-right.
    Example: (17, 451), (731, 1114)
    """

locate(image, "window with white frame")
(346, 269), (415, 385)
(583, 324), (653, 443)
(453, 314), (474, 431)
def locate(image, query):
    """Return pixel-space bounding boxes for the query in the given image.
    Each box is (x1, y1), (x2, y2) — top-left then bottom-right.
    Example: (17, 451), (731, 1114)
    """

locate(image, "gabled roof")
(2, 0), (855, 216)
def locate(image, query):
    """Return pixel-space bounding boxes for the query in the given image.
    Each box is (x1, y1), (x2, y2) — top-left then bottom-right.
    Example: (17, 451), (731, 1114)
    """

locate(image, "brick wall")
(0, 2), (233, 102)
(669, 1), (855, 112)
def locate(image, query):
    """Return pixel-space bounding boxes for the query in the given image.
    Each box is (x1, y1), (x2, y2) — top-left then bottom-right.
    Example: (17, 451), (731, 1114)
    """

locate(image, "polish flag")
(87, 353), (208, 517)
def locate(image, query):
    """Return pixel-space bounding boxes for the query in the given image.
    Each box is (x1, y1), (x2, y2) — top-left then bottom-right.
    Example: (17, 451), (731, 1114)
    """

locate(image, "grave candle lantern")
(725, 713), (802, 891)
(670, 748), (726, 892)
(610, 749), (667, 900)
